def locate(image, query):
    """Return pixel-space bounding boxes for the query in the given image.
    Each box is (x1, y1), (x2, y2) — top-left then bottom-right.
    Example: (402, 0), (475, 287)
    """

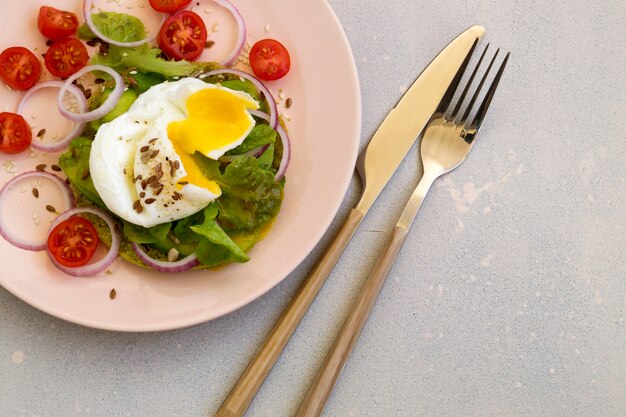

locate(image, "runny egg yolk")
(167, 88), (258, 194)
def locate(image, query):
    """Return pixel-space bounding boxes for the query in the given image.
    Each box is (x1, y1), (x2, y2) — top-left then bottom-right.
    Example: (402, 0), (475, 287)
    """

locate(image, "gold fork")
(295, 45), (510, 417)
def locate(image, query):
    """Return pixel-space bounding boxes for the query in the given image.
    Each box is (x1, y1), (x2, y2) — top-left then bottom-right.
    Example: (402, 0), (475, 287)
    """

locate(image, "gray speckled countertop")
(2, 0), (626, 416)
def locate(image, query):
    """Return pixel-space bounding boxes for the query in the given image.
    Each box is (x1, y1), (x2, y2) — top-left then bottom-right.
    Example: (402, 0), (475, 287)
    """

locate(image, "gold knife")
(215, 25), (485, 417)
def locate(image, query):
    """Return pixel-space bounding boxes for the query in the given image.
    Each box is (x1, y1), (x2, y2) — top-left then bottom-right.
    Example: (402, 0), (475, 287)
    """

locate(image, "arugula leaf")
(226, 124), (276, 156)
(58, 137), (104, 207)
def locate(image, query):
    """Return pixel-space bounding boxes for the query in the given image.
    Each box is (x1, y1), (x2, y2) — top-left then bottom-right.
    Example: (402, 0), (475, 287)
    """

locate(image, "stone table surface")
(2, 0), (625, 416)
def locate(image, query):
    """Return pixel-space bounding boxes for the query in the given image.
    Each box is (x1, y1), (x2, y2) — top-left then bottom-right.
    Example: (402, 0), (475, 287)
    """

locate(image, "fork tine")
(467, 52), (510, 129)
(459, 48), (500, 124)
(446, 44), (490, 121)
(436, 38), (480, 115)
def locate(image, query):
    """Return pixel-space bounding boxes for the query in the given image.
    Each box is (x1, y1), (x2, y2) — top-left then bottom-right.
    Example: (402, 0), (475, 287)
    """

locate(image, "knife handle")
(294, 224), (408, 417)
(215, 207), (365, 417)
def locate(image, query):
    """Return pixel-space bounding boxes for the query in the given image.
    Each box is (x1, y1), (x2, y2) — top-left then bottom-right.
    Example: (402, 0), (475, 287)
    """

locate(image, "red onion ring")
(202, 69), (278, 129)
(131, 242), (199, 273)
(0, 171), (74, 251)
(249, 110), (290, 180)
(47, 207), (119, 277)
(58, 65), (125, 123)
(188, 0), (247, 66)
(219, 144), (269, 163)
(83, 0), (166, 47)
(17, 81), (87, 153)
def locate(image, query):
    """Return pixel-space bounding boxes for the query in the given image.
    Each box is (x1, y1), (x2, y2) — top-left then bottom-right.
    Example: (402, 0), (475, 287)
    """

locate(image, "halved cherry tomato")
(44, 38), (89, 78)
(47, 216), (100, 268)
(158, 11), (207, 61)
(149, 0), (192, 13)
(0, 112), (32, 154)
(0, 47), (42, 90)
(37, 6), (79, 41)
(249, 39), (291, 81)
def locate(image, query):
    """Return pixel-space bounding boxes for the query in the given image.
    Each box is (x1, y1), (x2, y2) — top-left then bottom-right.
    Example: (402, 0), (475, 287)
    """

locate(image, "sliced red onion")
(47, 207), (119, 277)
(188, 0), (246, 66)
(202, 69), (278, 129)
(219, 144), (269, 163)
(131, 242), (199, 273)
(58, 65), (124, 123)
(0, 171), (73, 251)
(83, 0), (166, 47)
(248, 110), (290, 180)
(17, 81), (87, 153)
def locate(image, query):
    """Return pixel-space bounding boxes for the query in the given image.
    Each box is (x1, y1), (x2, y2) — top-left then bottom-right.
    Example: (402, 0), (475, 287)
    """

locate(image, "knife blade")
(215, 25), (484, 417)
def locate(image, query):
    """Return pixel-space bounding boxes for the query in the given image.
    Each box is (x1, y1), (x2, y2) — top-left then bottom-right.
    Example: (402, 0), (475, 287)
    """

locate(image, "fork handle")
(216, 208), (365, 417)
(294, 224), (408, 417)
(295, 172), (437, 417)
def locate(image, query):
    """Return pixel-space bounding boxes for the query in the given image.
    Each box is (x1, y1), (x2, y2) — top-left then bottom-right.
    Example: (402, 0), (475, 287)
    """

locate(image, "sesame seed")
(211, 23), (220, 32)
(265, 24), (271, 33)
(167, 248), (180, 262)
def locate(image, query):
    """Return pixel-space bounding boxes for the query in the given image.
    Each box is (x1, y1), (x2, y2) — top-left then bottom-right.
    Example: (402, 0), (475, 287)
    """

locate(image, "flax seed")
(82, 169), (90, 179)
(140, 145), (149, 153)
(285, 98), (293, 108)
(145, 198), (156, 205)
(139, 192), (145, 198)
(37, 129), (46, 137)
(36, 164), (46, 171)
(51, 164), (61, 172)
(109, 288), (116, 299)
(46, 205), (56, 213)
(151, 150), (159, 159)
(32, 188), (39, 198)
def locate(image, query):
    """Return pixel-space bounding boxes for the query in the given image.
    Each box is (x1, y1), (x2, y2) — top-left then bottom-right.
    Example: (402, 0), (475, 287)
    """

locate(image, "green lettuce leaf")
(92, 43), (197, 78)
(226, 124), (276, 156)
(124, 221), (171, 244)
(256, 143), (275, 171)
(58, 137), (104, 207)
(78, 12), (146, 42)
(193, 154), (283, 229)
(190, 205), (250, 266)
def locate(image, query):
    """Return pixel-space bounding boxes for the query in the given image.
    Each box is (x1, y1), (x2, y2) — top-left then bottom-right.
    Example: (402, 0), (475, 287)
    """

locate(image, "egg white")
(89, 78), (258, 228)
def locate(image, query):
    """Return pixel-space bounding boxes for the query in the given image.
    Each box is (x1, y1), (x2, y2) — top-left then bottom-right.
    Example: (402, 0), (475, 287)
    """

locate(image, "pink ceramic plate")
(0, 0), (360, 331)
